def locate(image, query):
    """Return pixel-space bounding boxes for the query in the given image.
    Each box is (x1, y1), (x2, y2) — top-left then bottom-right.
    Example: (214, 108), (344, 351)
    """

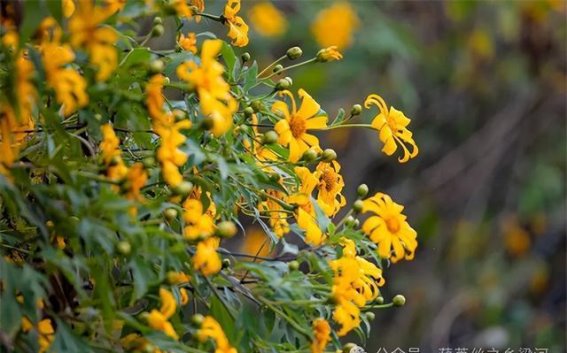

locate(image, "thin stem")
(194, 12), (224, 22)
(324, 123), (375, 131)
(257, 296), (311, 338)
(257, 55), (287, 78)
(365, 302), (395, 309)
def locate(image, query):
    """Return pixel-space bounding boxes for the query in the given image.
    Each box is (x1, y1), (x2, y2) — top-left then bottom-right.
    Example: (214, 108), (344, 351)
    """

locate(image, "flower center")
(385, 217), (400, 233)
(321, 170), (336, 192)
(289, 115), (306, 138)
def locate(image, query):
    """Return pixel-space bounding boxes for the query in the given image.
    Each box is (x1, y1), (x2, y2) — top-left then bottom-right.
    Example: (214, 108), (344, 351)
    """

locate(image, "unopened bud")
(357, 184), (369, 198)
(153, 17), (163, 25)
(241, 52), (251, 62)
(286, 46), (303, 60)
(243, 107), (254, 117)
(272, 64), (283, 74)
(262, 130), (278, 145)
(216, 221), (237, 238)
(191, 314), (205, 326)
(275, 77), (292, 90)
(151, 24), (164, 37)
(353, 200), (364, 213)
(393, 294), (406, 307)
(172, 181), (193, 197)
(116, 241), (131, 256)
(164, 208), (178, 221)
(288, 260), (299, 271)
(350, 104), (362, 116)
(302, 148), (318, 162)
(322, 148), (337, 162)
(149, 59), (164, 74)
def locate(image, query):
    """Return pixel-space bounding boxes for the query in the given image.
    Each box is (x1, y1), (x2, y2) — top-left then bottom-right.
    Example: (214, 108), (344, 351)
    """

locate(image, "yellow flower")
(240, 226), (272, 258)
(39, 19), (88, 116)
(167, 271), (191, 284)
(183, 198), (215, 240)
(100, 124), (121, 165)
(247, 2), (287, 37)
(178, 32), (197, 54)
(197, 316), (238, 353)
(223, 0), (249, 47)
(193, 237), (222, 276)
(172, 0), (204, 19)
(315, 161), (346, 217)
(126, 163), (147, 200)
(147, 288), (178, 340)
(38, 319), (55, 353)
(361, 192), (418, 263)
(287, 166), (318, 214)
(364, 94), (418, 163)
(105, 0), (127, 14)
(330, 238), (384, 336)
(273, 89), (328, 162)
(177, 39), (238, 136)
(243, 113), (278, 166)
(258, 189), (290, 238)
(69, 1), (118, 81)
(297, 208), (325, 246)
(311, 2), (359, 50)
(63, 0), (76, 17)
(179, 288), (190, 305)
(310, 318), (331, 353)
(316, 46), (343, 62)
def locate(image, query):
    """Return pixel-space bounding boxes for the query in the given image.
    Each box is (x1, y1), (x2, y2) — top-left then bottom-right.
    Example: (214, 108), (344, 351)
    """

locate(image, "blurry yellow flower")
(315, 161), (346, 217)
(316, 46), (343, 62)
(297, 208), (325, 246)
(63, 0), (75, 17)
(69, 1), (118, 81)
(311, 2), (359, 50)
(258, 188), (290, 238)
(177, 39), (238, 136)
(224, 0), (249, 47)
(183, 198), (215, 240)
(502, 216), (531, 257)
(38, 319), (55, 353)
(330, 238), (384, 336)
(310, 318), (331, 353)
(361, 192), (418, 263)
(467, 28), (494, 61)
(273, 89), (328, 162)
(248, 2), (287, 37)
(240, 227), (272, 258)
(147, 288), (178, 340)
(287, 166), (318, 214)
(21, 317), (33, 332)
(197, 316), (238, 353)
(178, 32), (197, 54)
(193, 237), (222, 276)
(126, 163), (147, 200)
(167, 271), (191, 284)
(100, 124), (121, 165)
(365, 94), (418, 163)
(172, 0), (204, 19)
(179, 288), (189, 305)
(105, 0), (127, 14)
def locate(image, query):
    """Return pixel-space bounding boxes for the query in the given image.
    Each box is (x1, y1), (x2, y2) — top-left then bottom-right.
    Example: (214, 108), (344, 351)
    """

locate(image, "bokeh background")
(162, 1), (566, 351)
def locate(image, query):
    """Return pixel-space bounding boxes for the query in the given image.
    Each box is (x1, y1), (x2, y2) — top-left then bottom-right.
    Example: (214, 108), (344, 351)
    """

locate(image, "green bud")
(357, 184), (369, 198)
(116, 241), (131, 256)
(251, 100), (263, 112)
(94, 113), (102, 121)
(164, 208), (178, 221)
(262, 130), (278, 145)
(243, 107), (255, 117)
(322, 148), (337, 162)
(149, 60), (164, 74)
(151, 24), (164, 37)
(153, 17), (163, 25)
(275, 77), (292, 90)
(393, 294), (406, 307)
(353, 219), (360, 228)
(350, 104), (362, 116)
(222, 258), (231, 269)
(272, 64), (283, 74)
(201, 115), (215, 130)
(142, 157), (156, 169)
(342, 343), (359, 353)
(191, 314), (205, 326)
(286, 46), (303, 60)
(172, 181), (193, 197)
(288, 260), (299, 271)
(241, 52), (251, 62)
(365, 311), (375, 321)
(376, 296), (384, 304)
(216, 221), (237, 238)
(173, 109), (186, 121)
(301, 148), (318, 162)
(353, 200), (364, 213)
(345, 216), (356, 227)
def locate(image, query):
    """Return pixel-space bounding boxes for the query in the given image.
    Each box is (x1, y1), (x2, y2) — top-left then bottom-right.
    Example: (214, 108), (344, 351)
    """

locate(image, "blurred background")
(167, 0), (566, 351)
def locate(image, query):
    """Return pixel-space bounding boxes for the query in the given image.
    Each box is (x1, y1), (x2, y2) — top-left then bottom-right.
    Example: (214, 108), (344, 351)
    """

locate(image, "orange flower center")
(321, 169), (336, 192)
(385, 217), (400, 233)
(289, 115), (306, 138)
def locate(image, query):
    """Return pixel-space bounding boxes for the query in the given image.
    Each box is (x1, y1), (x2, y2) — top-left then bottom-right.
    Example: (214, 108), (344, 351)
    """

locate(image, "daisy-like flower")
(247, 2), (287, 37)
(310, 318), (331, 353)
(178, 32), (197, 54)
(193, 237), (222, 276)
(147, 288), (178, 340)
(361, 192), (418, 263)
(183, 198), (215, 240)
(311, 2), (359, 50)
(273, 89), (328, 162)
(197, 316), (238, 353)
(297, 207), (325, 246)
(223, 0), (249, 47)
(315, 160), (346, 217)
(364, 94), (418, 163)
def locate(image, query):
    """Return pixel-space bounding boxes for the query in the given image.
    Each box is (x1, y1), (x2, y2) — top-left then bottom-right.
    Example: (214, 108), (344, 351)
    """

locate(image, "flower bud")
(151, 24), (164, 37)
(376, 296), (384, 304)
(262, 130), (278, 145)
(216, 221), (237, 238)
(222, 258), (231, 269)
(393, 294), (406, 307)
(365, 311), (375, 321)
(353, 200), (364, 213)
(191, 314), (205, 326)
(153, 17), (163, 25)
(322, 148), (337, 162)
(288, 260), (299, 271)
(345, 216), (356, 227)
(172, 181), (193, 197)
(164, 208), (178, 221)
(149, 60), (164, 74)
(275, 77), (292, 90)
(243, 107), (254, 117)
(116, 241), (131, 256)
(356, 184), (369, 198)
(301, 148), (318, 162)
(350, 104), (362, 116)
(286, 46), (303, 60)
(142, 157), (156, 168)
(241, 52), (251, 62)
(353, 219), (360, 228)
(251, 100), (263, 112)
(342, 343), (360, 353)
(272, 64), (283, 74)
